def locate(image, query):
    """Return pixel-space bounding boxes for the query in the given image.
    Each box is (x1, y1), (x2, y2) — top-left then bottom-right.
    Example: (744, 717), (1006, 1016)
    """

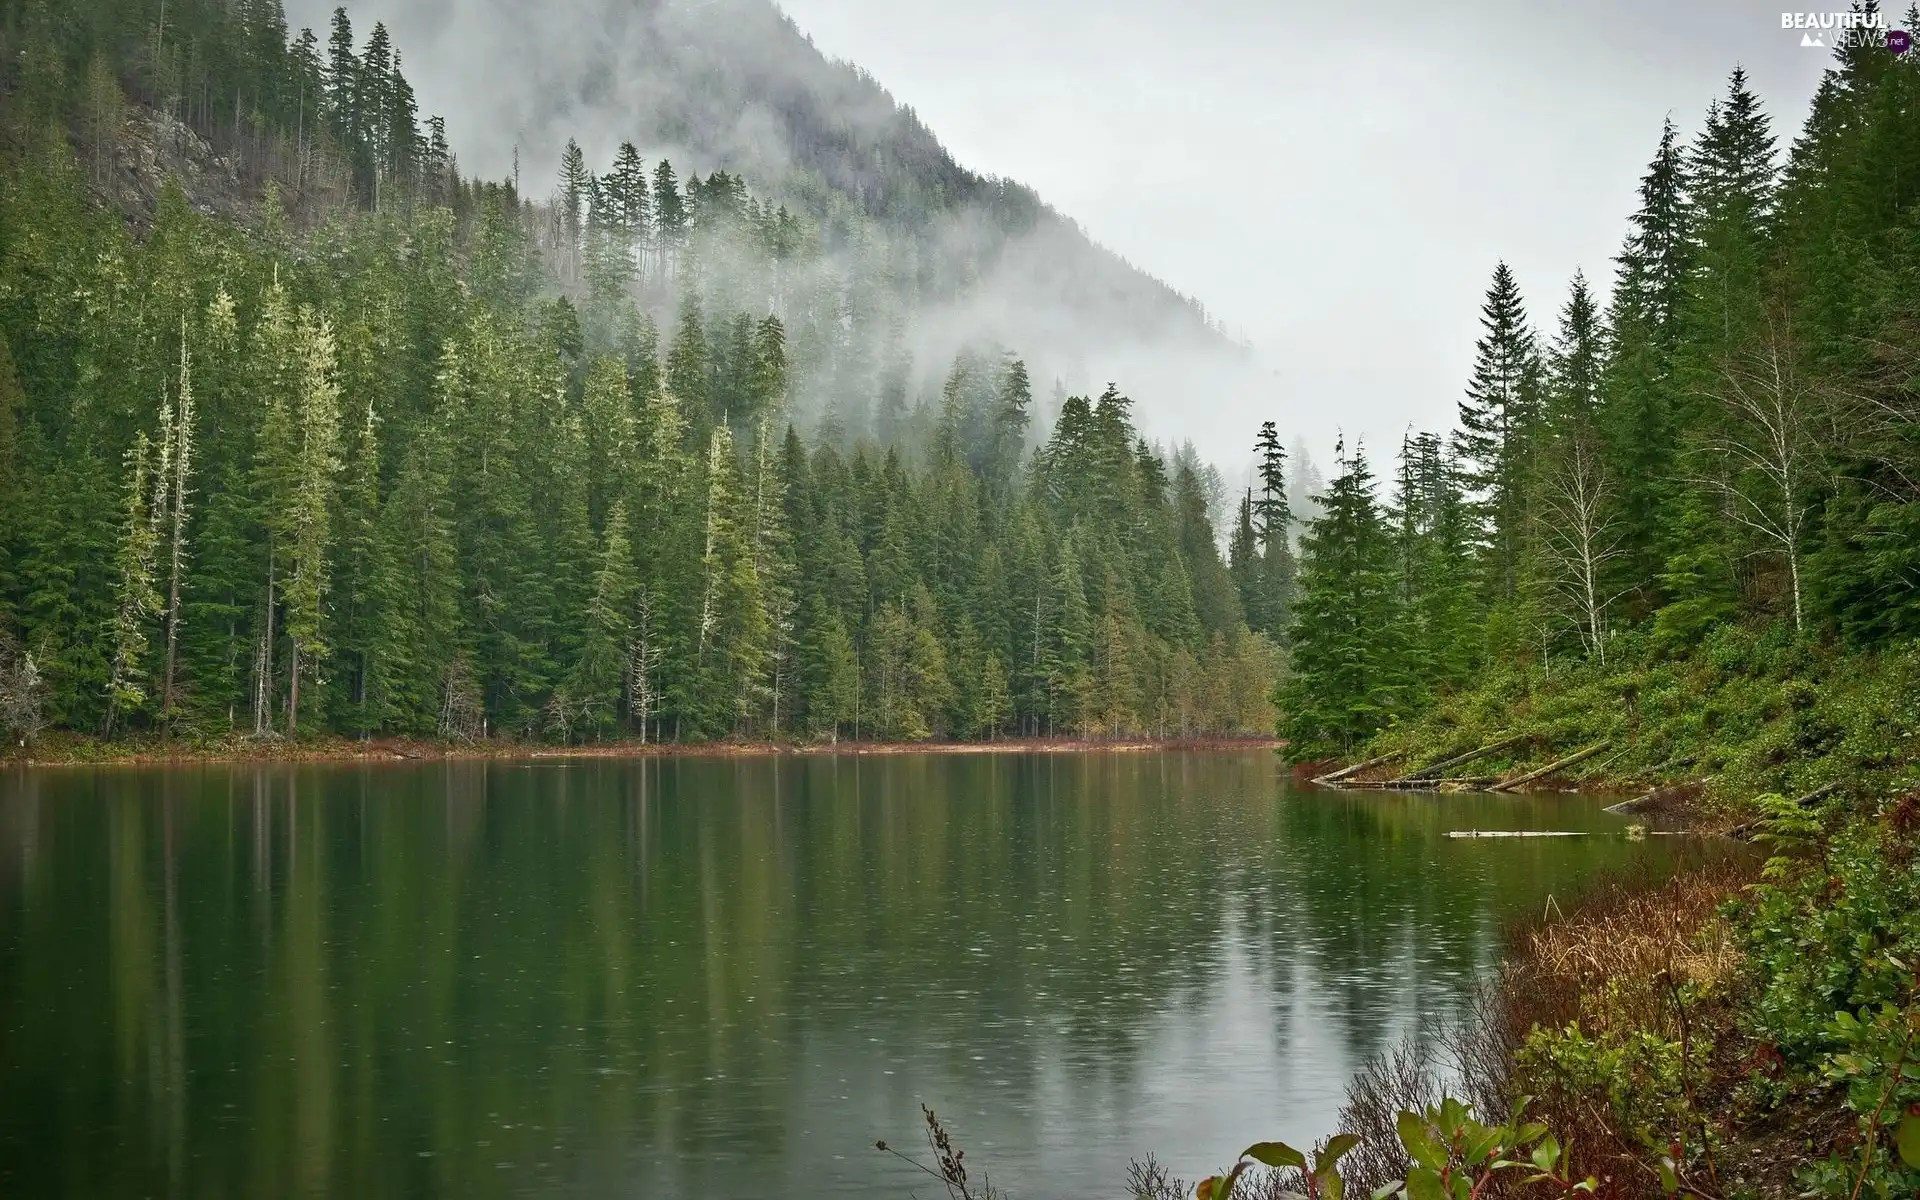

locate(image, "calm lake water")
(0, 752), (1670, 1198)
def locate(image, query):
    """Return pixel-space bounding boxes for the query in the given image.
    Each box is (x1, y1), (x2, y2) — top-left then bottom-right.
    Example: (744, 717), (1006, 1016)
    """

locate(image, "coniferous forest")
(1271, 28), (1920, 762)
(0, 0), (1279, 747)
(7, 1), (1920, 764)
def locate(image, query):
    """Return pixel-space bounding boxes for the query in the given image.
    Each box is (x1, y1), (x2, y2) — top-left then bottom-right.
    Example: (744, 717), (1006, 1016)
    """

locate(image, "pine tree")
(652, 159), (686, 279)
(1545, 271), (1604, 426)
(103, 432), (164, 737)
(559, 138), (590, 264)
(802, 599), (860, 738)
(332, 398), (386, 734)
(280, 308), (344, 733)
(1456, 261), (1541, 600)
(324, 7), (358, 143)
(565, 502), (639, 739)
(1600, 118), (1692, 611)
(991, 356), (1032, 495)
(1228, 489), (1262, 627)
(1278, 440), (1407, 759)
(1677, 68), (1778, 389)
(1251, 420), (1295, 636)
(158, 332), (195, 730)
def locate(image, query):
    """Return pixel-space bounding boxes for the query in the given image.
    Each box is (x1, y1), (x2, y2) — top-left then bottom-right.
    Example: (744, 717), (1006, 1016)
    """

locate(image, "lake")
(0, 752), (1669, 1197)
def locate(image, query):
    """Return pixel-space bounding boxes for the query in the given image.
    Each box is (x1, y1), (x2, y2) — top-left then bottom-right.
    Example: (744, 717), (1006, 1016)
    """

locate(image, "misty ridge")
(284, 0), (1274, 476)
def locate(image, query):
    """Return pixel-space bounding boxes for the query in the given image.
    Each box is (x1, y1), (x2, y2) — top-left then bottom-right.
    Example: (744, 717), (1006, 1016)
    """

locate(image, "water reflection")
(0, 755), (1664, 1197)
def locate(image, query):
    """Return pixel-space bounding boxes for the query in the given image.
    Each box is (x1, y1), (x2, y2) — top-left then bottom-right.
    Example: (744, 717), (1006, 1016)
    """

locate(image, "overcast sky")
(287, 0), (1842, 474)
(769, 0), (1834, 468)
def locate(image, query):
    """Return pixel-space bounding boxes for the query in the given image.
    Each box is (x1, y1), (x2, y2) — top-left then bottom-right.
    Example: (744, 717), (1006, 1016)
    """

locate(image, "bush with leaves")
(1190, 1098), (1596, 1200)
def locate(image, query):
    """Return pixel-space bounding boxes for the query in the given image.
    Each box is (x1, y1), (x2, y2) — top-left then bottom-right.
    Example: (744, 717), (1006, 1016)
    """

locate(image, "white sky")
(770, 0), (1836, 470)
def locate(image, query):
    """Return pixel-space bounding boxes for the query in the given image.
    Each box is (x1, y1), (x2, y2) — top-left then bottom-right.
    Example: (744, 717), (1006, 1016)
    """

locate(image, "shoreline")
(2, 733), (1287, 769)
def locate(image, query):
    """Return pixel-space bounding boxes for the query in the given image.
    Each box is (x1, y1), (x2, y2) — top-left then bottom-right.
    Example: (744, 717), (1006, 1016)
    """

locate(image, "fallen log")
(1447, 830), (1589, 839)
(1603, 779), (1710, 816)
(1343, 775), (1501, 790)
(1491, 741), (1612, 792)
(1728, 781), (1843, 840)
(1400, 733), (1532, 782)
(1311, 750), (1402, 786)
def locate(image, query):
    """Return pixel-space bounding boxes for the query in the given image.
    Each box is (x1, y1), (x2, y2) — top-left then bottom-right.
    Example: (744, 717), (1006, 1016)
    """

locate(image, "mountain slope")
(287, 0), (1253, 415)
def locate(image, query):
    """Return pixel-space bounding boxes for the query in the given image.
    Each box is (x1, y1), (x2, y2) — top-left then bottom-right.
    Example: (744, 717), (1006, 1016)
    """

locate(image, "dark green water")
(0, 753), (1669, 1198)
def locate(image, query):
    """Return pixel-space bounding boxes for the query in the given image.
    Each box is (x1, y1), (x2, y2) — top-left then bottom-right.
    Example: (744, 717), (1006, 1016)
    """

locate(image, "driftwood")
(1311, 751), (1402, 786)
(1492, 741), (1612, 792)
(1341, 776), (1501, 791)
(1603, 779), (1711, 816)
(1447, 830), (1589, 839)
(1400, 734), (1532, 782)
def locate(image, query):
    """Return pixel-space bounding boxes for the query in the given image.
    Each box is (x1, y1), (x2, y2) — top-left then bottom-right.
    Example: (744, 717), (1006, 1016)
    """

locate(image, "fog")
(284, 0), (1835, 486)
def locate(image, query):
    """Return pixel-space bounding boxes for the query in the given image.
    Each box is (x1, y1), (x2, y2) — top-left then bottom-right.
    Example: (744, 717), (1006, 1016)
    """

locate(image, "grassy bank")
(0, 731), (1284, 768)
(1207, 629), (1920, 1198)
(1354, 624), (1920, 825)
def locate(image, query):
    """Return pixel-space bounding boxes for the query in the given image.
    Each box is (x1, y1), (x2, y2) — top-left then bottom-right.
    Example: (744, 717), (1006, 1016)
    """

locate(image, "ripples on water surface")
(0, 752), (1670, 1197)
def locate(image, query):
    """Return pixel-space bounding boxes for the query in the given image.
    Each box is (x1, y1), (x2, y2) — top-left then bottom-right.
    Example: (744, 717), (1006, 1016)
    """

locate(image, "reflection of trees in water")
(0, 758), (1663, 1196)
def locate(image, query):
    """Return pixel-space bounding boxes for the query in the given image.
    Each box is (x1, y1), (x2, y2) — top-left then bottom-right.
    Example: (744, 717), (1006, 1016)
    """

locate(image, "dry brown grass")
(1519, 858), (1746, 1004)
(1478, 852), (1760, 1198)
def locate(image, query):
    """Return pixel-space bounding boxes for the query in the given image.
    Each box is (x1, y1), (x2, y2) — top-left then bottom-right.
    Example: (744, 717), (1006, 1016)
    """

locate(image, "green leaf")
(1319, 1134), (1363, 1170)
(1403, 1167), (1446, 1200)
(1370, 1182), (1405, 1200)
(1396, 1112), (1446, 1171)
(1244, 1141), (1307, 1170)
(1897, 1113), (1920, 1168)
(1655, 1157), (1679, 1196)
(1530, 1134), (1560, 1174)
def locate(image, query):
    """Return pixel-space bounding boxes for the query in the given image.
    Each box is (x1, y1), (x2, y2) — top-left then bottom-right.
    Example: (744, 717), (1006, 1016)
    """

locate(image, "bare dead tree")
(1693, 312), (1840, 635)
(1533, 424), (1632, 662)
(628, 588), (664, 745)
(0, 630), (50, 746)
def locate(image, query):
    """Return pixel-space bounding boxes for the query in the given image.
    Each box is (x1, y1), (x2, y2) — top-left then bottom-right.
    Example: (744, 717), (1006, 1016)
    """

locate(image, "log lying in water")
(1603, 779), (1709, 815)
(1340, 776), (1501, 790)
(1491, 741), (1612, 792)
(1447, 829), (1590, 838)
(1398, 733), (1532, 782)
(1311, 751), (1402, 786)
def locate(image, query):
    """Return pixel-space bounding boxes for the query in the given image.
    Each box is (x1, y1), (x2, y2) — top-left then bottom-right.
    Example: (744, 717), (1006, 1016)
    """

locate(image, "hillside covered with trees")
(1242, 26), (1920, 1190)
(0, 0), (1278, 748)
(1271, 25), (1920, 761)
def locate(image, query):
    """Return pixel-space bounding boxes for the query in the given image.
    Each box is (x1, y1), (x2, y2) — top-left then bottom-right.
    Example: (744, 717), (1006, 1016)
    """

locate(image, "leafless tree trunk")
(252, 546), (275, 736)
(161, 333), (194, 733)
(629, 589), (663, 745)
(1695, 313), (1838, 635)
(1534, 425), (1629, 662)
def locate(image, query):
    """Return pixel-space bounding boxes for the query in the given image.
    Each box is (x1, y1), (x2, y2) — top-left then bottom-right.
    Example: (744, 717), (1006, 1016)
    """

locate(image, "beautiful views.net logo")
(1781, 9), (1911, 52)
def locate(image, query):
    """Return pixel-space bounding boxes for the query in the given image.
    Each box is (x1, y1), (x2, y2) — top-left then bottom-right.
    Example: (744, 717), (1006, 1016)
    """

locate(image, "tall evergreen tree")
(1278, 440), (1407, 758)
(1456, 261), (1541, 600)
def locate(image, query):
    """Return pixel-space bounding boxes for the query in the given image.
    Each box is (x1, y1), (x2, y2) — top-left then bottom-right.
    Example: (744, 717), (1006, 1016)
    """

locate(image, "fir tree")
(1278, 440), (1407, 758)
(1456, 261), (1541, 600)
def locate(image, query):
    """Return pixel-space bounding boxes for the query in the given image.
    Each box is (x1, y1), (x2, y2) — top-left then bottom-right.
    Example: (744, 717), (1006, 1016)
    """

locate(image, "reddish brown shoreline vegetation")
(2, 733), (1285, 768)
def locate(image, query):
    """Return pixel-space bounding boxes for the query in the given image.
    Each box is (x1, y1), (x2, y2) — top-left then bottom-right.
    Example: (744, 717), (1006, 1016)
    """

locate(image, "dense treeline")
(1276, 17), (1920, 759)
(0, 1), (1277, 745)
